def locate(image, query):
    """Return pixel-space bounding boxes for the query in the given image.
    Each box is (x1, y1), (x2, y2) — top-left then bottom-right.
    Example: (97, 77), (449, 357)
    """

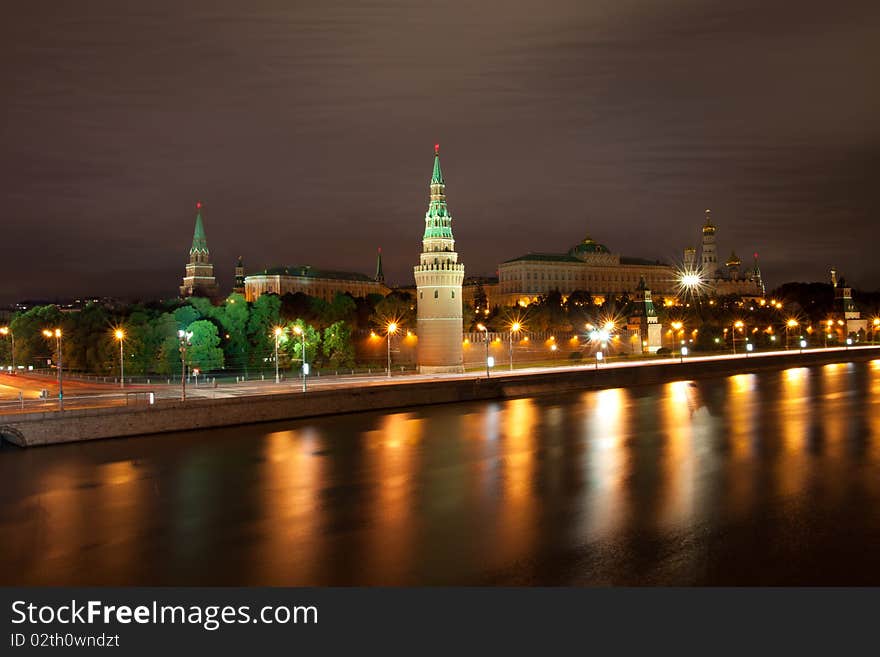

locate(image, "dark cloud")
(1, 0), (878, 303)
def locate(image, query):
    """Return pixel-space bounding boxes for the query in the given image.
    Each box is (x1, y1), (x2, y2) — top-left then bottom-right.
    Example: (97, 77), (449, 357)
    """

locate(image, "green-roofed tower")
(180, 201), (219, 299)
(414, 144), (465, 373)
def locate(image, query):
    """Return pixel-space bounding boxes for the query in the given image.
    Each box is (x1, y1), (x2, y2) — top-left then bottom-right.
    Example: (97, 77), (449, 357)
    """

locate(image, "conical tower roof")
(190, 201), (209, 254)
(375, 247), (385, 282)
(431, 143), (444, 184)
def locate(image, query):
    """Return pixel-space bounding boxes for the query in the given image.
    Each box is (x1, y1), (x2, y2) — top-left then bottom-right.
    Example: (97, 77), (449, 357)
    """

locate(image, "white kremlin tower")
(414, 144), (465, 373)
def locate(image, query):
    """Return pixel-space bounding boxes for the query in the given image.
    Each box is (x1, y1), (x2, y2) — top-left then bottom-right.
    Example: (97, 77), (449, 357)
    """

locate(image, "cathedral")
(685, 209), (764, 298)
(414, 145), (465, 373)
(179, 201), (219, 299)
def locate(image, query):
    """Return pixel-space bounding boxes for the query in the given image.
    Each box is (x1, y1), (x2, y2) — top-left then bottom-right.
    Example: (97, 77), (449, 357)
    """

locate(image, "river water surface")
(2, 360), (880, 585)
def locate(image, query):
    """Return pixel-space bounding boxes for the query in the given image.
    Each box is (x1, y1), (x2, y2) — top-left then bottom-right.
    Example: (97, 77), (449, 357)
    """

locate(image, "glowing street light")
(477, 323), (490, 378)
(785, 318), (799, 350)
(670, 321), (684, 356)
(273, 326), (284, 383)
(509, 321), (522, 370)
(386, 321), (398, 378)
(177, 329), (193, 401)
(292, 325), (308, 392)
(114, 328), (125, 388)
(732, 320), (744, 354)
(0, 326), (14, 374)
(43, 328), (64, 409)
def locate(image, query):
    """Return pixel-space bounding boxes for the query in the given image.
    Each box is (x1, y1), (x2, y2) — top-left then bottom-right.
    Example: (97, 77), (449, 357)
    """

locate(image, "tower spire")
(190, 201), (209, 254)
(431, 143), (444, 185)
(375, 247), (385, 283)
(180, 200), (219, 298)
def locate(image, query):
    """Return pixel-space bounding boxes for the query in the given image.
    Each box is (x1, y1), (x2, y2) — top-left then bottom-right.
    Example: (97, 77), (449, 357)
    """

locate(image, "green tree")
(322, 321), (355, 368)
(9, 305), (64, 370)
(283, 319), (321, 368)
(186, 320), (224, 372)
(247, 294), (281, 371)
(216, 294), (250, 374)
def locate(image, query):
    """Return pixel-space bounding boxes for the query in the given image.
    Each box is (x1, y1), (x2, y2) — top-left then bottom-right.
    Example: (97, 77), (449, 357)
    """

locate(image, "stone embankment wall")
(2, 348), (878, 447)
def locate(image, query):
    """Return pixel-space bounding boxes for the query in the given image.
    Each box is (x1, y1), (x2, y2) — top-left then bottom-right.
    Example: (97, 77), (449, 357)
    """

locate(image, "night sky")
(2, 1), (879, 303)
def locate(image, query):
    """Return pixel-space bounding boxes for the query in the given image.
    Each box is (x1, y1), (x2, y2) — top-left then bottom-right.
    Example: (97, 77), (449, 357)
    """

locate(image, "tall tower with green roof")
(414, 144), (465, 373)
(180, 201), (220, 298)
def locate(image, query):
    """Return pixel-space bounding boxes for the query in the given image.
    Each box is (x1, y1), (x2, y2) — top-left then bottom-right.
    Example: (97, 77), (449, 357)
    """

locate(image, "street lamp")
(873, 318), (880, 344)
(114, 328), (125, 388)
(477, 323), (490, 378)
(785, 319), (798, 350)
(0, 326), (14, 374)
(178, 329), (192, 401)
(293, 325), (307, 392)
(42, 328), (63, 409)
(273, 326), (284, 383)
(509, 321), (521, 371)
(670, 321), (683, 357)
(386, 321), (398, 378)
(733, 320), (744, 354)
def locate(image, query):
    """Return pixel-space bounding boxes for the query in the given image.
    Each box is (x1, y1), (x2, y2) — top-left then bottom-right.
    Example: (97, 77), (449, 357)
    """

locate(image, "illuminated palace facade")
(244, 252), (389, 302)
(497, 235), (675, 306)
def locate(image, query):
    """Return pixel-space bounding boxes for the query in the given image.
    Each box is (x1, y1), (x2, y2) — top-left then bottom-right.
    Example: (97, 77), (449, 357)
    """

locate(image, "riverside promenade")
(2, 346), (879, 447)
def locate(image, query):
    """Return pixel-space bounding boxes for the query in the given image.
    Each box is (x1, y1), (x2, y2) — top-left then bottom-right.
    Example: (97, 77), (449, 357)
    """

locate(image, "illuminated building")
(244, 260), (389, 302)
(179, 201), (219, 299)
(497, 234), (674, 306)
(414, 144), (465, 373)
(688, 209), (764, 298)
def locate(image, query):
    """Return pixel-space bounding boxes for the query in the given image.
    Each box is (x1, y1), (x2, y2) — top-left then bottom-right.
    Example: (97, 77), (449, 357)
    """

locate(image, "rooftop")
(249, 266), (379, 282)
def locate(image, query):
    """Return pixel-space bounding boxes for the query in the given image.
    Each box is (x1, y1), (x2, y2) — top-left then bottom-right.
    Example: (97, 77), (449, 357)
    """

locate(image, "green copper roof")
(569, 235), (610, 256)
(251, 265), (377, 282)
(432, 151), (444, 185)
(190, 205), (209, 254)
(423, 146), (455, 241)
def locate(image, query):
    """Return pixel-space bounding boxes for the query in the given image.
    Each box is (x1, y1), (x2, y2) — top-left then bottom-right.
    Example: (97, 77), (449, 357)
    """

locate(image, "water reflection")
(2, 360), (880, 585)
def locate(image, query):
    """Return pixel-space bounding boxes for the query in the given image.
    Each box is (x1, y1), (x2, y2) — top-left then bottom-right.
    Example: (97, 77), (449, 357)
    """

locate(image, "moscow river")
(2, 360), (880, 586)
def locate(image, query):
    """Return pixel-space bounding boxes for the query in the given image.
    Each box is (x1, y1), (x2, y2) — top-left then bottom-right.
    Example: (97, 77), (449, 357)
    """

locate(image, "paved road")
(1, 345), (877, 416)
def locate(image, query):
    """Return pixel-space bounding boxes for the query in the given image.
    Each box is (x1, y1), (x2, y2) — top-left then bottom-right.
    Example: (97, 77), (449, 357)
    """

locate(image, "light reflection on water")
(2, 361), (880, 585)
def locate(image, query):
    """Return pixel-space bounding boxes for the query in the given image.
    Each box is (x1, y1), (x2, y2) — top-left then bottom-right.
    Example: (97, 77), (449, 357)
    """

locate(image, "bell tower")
(414, 144), (465, 373)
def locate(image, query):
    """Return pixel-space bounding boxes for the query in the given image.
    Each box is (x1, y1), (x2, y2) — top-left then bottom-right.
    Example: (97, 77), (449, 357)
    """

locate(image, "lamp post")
(293, 325), (307, 392)
(873, 318), (880, 344)
(670, 321), (683, 357)
(178, 329), (192, 401)
(824, 319), (833, 348)
(42, 328), (63, 410)
(273, 326), (283, 383)
(114, 329), (125, 388)
(386, 322), (398, 378)
(509, 321), (521, 371)
(477, 323), (490, 378)
(785, 319), (798, 350)
(0, 326), (14, 374)
(732, 320), (744, 354)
